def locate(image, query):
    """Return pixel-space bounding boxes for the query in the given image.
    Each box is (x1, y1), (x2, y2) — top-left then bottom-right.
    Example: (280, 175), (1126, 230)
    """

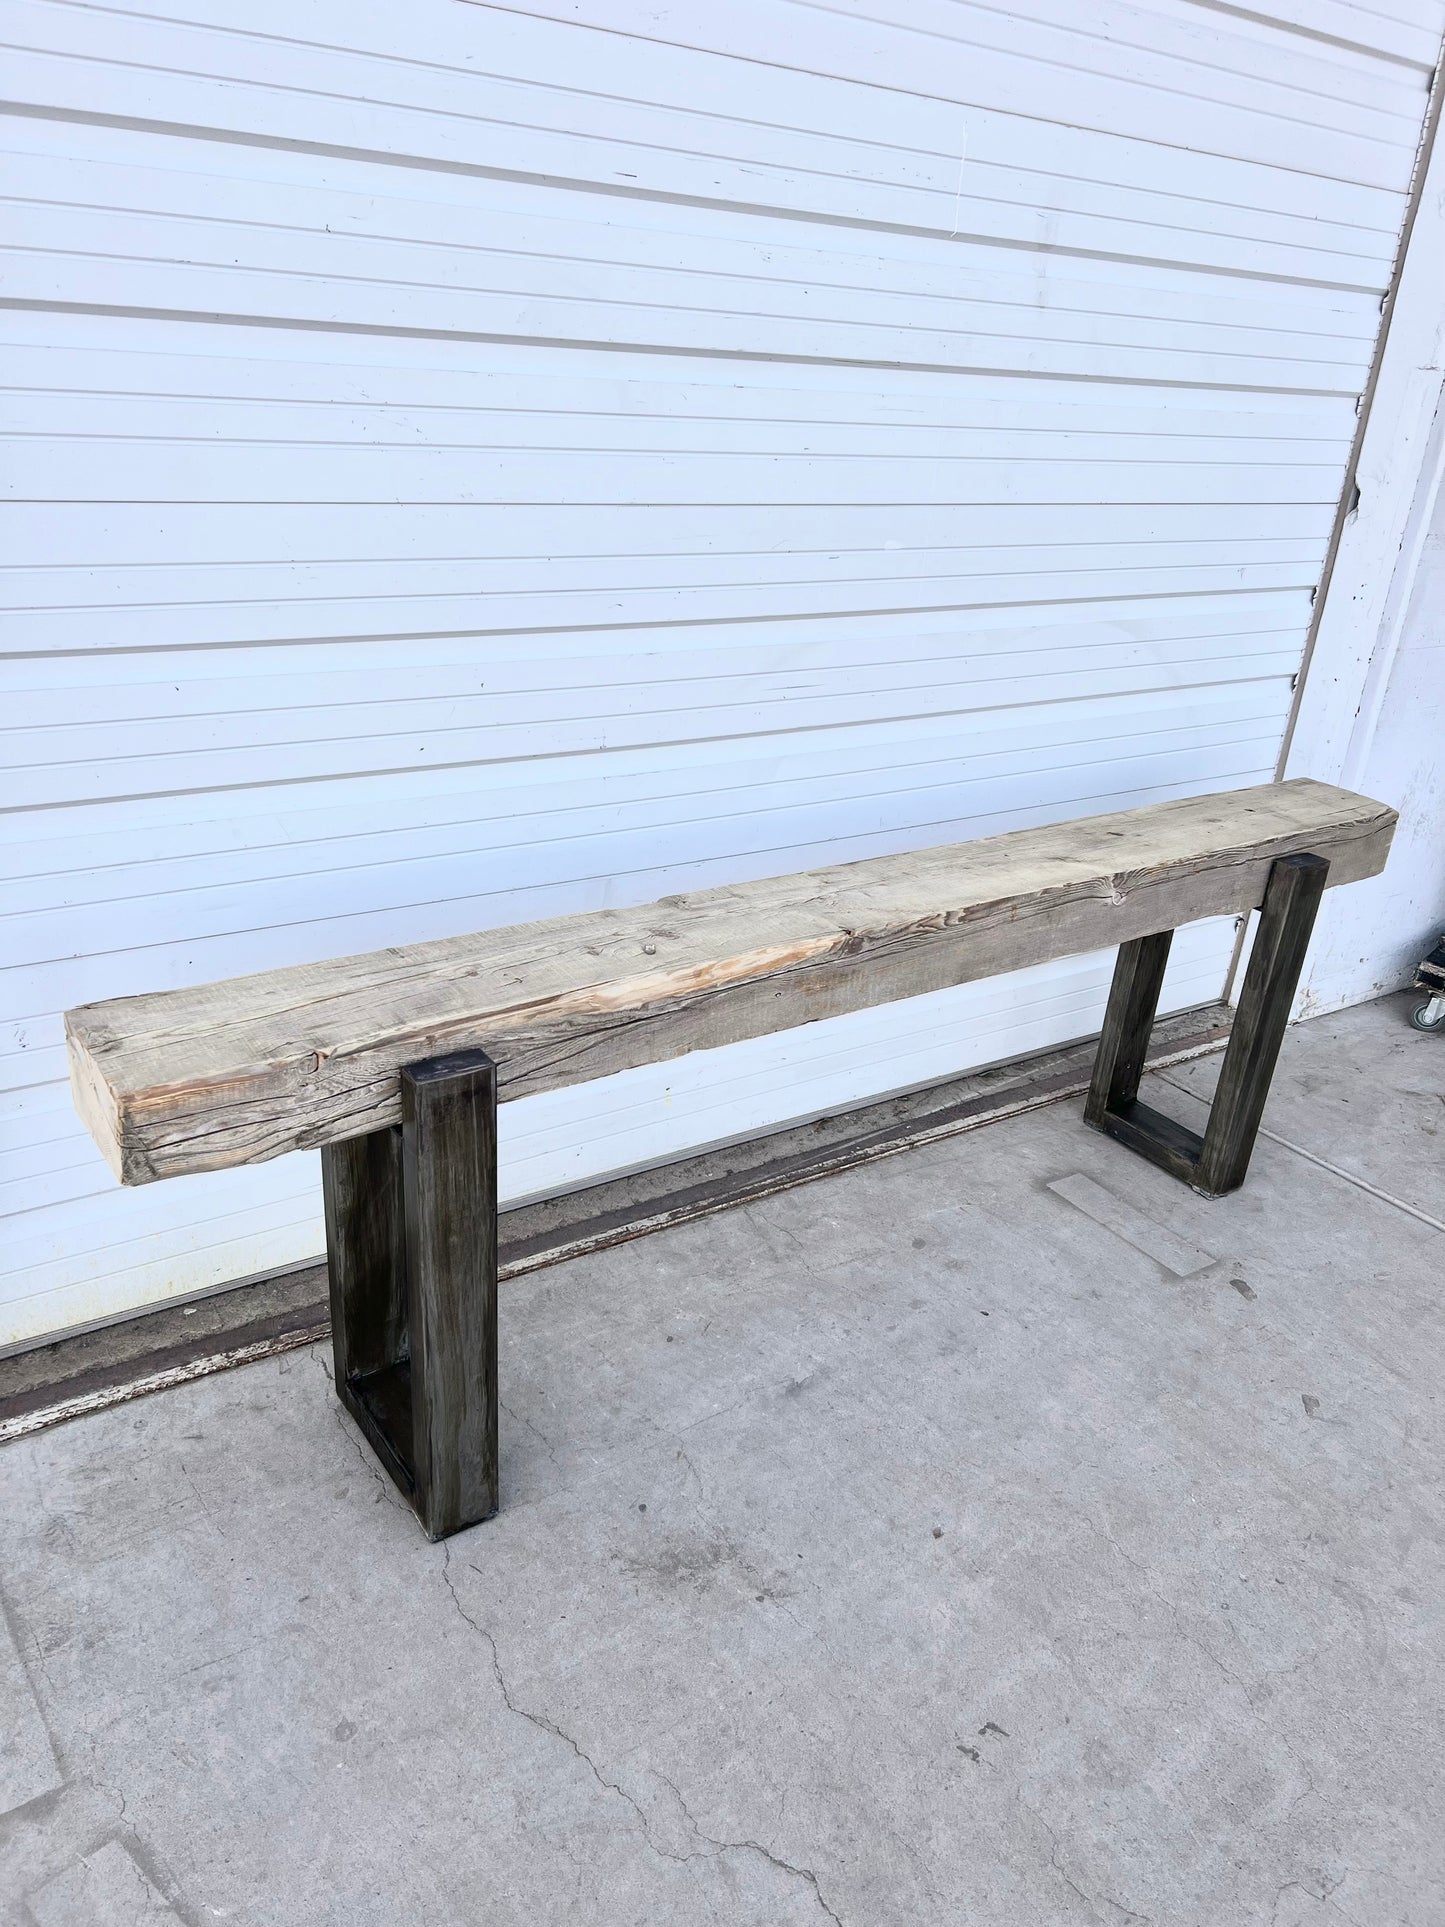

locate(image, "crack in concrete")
(652, 1766), (844, 1927)
(1270, 1869), (1347, 1926)
(673, 1440), (705, 1500)
(1281, 1765), (1323, 1826)
(1020, 1795), (1152, 1924)
(441, 1548), (666, 1849)
(679, 1393), (751, 1434)
(1077, 1513), (1270, 1713)
(436, 1550), (842, 1923)
(500, 1395), (560, 1474)
(631, 1414), (808, 1631)
(1322, 1864), (1445, 1927)
(744, 1201), (817, 1269)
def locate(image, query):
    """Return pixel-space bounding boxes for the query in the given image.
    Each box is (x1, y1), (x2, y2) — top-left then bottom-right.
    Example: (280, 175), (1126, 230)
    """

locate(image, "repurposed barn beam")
(67, 778), (1395, 1188)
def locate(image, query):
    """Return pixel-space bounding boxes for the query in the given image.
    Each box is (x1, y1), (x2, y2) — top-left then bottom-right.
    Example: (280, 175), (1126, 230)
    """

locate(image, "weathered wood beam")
(66, 779), (1395, 1185)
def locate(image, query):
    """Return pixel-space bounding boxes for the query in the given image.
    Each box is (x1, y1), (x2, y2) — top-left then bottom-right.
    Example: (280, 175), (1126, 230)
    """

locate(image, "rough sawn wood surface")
(66, 778), (1395, 1184)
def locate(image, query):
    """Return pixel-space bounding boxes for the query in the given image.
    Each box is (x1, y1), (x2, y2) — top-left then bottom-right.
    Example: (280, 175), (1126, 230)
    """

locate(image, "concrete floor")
(2, 994), (1442, 1927)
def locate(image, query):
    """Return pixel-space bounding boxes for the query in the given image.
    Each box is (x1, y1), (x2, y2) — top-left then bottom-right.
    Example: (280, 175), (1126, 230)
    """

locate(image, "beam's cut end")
(66, 1017), (127, 1185)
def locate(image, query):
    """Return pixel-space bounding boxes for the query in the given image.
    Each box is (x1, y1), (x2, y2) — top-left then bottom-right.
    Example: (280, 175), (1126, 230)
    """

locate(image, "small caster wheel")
(1410, 996), (1445, 1033)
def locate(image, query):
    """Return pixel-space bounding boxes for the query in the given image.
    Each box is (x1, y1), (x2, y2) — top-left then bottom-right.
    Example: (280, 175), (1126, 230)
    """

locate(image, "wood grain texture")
(66, 779), (1395, 1184)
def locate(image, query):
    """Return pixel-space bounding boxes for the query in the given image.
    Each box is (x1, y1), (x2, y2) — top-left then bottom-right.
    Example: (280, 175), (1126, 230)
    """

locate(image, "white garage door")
(2, 0), (1439, 1347)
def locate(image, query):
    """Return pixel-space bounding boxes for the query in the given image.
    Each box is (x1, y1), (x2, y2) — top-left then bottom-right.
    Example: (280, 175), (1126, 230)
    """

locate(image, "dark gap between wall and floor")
(0, 1003), (1232, 1443)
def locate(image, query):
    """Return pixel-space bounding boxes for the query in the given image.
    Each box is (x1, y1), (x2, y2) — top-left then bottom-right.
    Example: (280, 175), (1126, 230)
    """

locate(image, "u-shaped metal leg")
(1084, 852), (1328, 1197)
(322, 1048), (499, 1539)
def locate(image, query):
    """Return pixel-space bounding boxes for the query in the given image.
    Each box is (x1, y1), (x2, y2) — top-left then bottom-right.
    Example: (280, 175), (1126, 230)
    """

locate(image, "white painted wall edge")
(1233, 73), (1445, 1020)
(1337, 387), (1445, 797)
(1283, 78), (1445, 790)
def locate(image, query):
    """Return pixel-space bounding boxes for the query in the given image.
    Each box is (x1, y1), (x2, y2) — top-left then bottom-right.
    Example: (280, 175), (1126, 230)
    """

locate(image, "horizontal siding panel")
(2, 2), (1419, 267)
(487, 0), (1427, 182)
(0, 321), (1365, 426)
(2, 664), (1295, 807)
(4, 501), (1339, 571)
(0, 136), (1386, 390)
(1197, 0), (1445, 67)
(25, 0), (1425, 187)
(6, 394), (1351, 454)
(3, 554), (1328, 654)
(797, 0), (1438, 105)
(859, 0), (1445, 75)
(4, 602), (1308, 756)
(6, 587), (1314, 700)
(2, 702), (1290, 1017)
(5, 448), (1347, 507)
(7, 732), (1303, 963)
(0, 702), (1298, 917)
(0, 1081), (88, 1149)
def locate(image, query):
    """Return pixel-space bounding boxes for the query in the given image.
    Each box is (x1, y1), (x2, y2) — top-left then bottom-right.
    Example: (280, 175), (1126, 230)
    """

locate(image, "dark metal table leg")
(321, 1047), (499, 1539)
(1083, 852), (1328, 1198)
(402, 1051), (499, 1539)
(1084, 930), (1173, 1126)
(1194, 852), (1328, 1197)
(322, 1121), (413, 1497)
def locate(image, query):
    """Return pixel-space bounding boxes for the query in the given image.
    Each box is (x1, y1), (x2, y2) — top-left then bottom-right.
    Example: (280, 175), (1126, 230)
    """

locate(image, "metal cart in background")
(1411, 933), (1445, 1031)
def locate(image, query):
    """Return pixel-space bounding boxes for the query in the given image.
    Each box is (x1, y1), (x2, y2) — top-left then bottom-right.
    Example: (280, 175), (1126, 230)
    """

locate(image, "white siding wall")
(2, 0), (1439, 1347)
